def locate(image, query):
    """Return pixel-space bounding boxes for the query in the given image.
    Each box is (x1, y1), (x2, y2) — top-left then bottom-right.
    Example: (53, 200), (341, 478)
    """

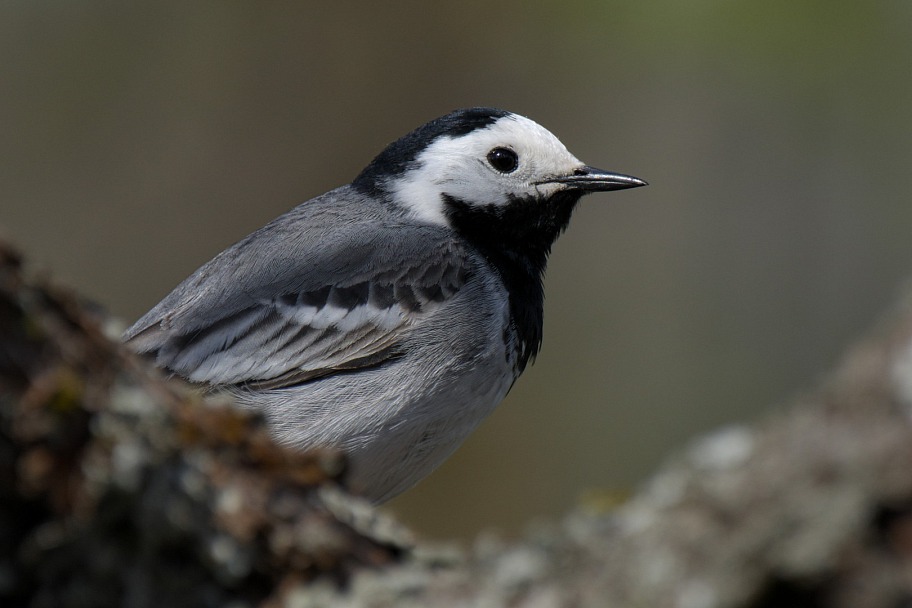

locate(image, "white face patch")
(389, 114), (585, 226)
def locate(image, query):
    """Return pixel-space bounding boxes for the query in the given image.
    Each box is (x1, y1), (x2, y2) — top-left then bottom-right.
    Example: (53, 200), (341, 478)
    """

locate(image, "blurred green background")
(4, 1), (912, 540)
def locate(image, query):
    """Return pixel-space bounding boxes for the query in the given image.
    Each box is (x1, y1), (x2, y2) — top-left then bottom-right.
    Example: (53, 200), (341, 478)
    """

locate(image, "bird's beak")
(545, 166), (648, 192)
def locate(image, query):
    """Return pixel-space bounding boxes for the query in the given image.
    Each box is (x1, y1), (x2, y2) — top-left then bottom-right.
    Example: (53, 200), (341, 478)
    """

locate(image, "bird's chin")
(532, 181), (565, 199)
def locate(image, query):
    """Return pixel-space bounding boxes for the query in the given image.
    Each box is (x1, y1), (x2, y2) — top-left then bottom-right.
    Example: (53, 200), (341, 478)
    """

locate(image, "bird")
(124, 107), (646, 503)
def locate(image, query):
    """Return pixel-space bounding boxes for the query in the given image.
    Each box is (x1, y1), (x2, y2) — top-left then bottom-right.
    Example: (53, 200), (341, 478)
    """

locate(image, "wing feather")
(124, 186), (470, 389)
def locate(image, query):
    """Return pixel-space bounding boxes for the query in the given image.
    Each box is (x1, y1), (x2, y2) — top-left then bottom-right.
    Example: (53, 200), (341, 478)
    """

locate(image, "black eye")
(486, 147), (518, 173)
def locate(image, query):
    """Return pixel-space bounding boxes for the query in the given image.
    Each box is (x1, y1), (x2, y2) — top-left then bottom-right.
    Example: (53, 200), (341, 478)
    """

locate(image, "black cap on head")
(353, 107), (510, 194)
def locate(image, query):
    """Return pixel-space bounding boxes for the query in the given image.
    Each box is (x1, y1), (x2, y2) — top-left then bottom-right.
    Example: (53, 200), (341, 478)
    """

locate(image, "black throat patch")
(443, 190), (583, 372)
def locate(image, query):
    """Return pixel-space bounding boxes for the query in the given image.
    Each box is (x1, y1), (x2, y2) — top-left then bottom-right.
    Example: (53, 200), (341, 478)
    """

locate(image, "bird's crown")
(354, 107), (607, 226)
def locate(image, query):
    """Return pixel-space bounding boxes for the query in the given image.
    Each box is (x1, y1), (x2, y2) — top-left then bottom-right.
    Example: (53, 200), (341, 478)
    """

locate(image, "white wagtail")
(124, 108), (646, 503)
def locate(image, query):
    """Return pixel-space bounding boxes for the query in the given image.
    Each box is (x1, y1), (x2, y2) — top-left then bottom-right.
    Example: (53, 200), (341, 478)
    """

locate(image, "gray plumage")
(125, 108), (645, 502)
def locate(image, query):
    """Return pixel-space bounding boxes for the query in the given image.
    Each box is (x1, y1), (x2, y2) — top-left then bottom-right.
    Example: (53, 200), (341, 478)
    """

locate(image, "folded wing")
(124, 188), (469, 388)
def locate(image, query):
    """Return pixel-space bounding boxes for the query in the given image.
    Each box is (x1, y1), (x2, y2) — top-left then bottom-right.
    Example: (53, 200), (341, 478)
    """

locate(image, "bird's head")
(352, 107), (646, 227)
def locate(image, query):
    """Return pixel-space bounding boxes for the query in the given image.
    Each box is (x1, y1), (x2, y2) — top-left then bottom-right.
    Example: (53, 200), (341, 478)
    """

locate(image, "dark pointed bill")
(543, 166), (648, 192)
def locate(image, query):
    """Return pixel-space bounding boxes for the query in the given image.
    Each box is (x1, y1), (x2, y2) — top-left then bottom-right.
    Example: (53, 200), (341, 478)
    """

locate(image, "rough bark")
(3, 238), (912, 607)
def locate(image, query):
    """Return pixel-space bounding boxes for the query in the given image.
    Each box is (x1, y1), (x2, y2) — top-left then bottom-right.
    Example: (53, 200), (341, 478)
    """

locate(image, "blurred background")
(3, 1), (912, 540)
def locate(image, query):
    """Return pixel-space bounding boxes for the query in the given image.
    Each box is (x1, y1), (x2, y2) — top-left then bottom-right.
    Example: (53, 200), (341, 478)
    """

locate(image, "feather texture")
(125, 185), (470, 388)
